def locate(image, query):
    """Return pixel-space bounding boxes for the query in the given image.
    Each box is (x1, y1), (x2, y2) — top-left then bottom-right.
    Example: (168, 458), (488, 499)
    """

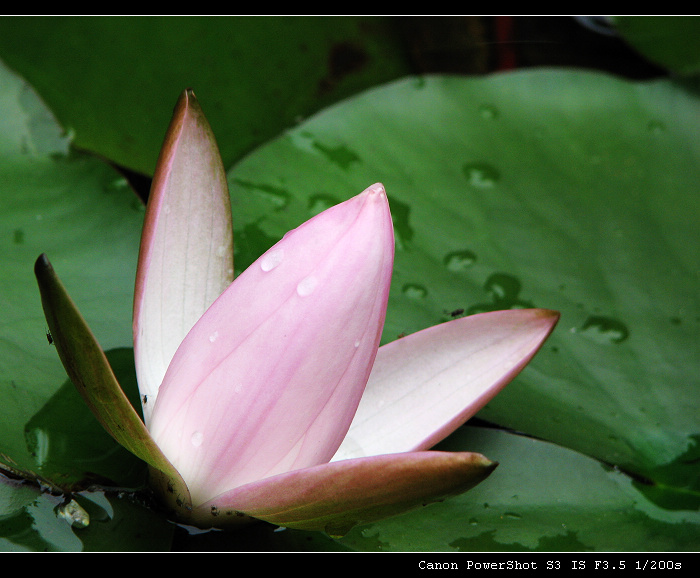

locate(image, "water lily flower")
(35, 90), (559, 536)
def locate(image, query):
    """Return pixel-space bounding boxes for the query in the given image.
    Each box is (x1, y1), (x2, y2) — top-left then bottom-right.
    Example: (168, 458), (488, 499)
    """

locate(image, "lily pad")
(338, 426), (700, 551)
(227, 70), (700, 501)
(2, 57), (698, 550)
(0, 474), (174, 551)
(0, 60), (144, 488)
(0, 16), (409, 175)
(612, 16), (700, 76)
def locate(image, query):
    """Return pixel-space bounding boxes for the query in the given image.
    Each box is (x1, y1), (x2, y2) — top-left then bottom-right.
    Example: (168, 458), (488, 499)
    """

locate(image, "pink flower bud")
(148, 183), (394, 506)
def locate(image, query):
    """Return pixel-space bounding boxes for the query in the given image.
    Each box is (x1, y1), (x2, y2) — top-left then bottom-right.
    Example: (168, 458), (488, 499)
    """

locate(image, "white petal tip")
(364, 183), (386, 197)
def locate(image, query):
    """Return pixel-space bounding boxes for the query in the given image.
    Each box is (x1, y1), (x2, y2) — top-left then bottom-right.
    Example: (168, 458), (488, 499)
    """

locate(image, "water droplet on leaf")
(402, 283), (427, 299)
(647, 120), (666, 134)
(463, 162), (500, 189)
(307, 193), (339, 216)
(577, 315), (629, 344)
(444, 250), (477, 272)
(479, 104), (499, 119)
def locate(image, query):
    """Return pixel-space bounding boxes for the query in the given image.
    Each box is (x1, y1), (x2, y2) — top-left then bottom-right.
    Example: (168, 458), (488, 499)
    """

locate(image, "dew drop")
(647, 119), (666, 134)
(191, 431), (204, 447)
(307, 193), (339, 216)
(354, 340), (361, 348)
(209, 331), (218, 343)
(259, 187), (290, 210)
(297, 275), (318, 296)
(105, 177), (129, 194)
(260, 248), (284, 272)
(479, 104), (499, 119)
(577, 315), (629, 344)
(233, 179), (292, 211)
(312, 141), (361, 171)
(444, 250), (477, 272)
(485, 273), (520, 302)
(402, 283), (428, 299)
(463, 162), (500, 189)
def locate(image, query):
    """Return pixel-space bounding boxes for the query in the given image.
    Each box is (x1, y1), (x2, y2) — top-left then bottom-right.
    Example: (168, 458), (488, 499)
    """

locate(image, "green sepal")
(190, 451), (498, 536)
(34, 253), (191, 511)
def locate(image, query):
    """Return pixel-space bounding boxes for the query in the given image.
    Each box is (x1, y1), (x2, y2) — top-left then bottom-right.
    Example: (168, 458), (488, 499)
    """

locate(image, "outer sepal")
(34, 254), (191, 510)
(189, 451), (497, 536)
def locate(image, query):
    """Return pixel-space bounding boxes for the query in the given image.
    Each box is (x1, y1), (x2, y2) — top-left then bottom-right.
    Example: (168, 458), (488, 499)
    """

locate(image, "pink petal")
(332, 309), (559, 461)
(133, 89), (233, 425)
(148, 183), (394, 507)
(189, 450), (497, 535)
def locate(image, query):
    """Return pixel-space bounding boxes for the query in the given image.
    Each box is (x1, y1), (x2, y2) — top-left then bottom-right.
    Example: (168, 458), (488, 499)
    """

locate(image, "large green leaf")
(227, 70), (699, 502)
(612, 16), (700, 76)
(2, 56), (698, 550)
(0, 60), (144, 488)
(0, 472), (174, 551)
(0, 16), (409, 175)
(0, 56), (178, 551)
(338, 426), (700, 551)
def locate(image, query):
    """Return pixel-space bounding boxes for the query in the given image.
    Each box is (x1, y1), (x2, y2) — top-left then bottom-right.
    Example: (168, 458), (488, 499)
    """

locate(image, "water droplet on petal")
(297, 275), (318, 296)
(260, 248), (284, 272)
(354, 340), (360, 348)
(209, 331), (218, 343)
(191, 431), (203, 447)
